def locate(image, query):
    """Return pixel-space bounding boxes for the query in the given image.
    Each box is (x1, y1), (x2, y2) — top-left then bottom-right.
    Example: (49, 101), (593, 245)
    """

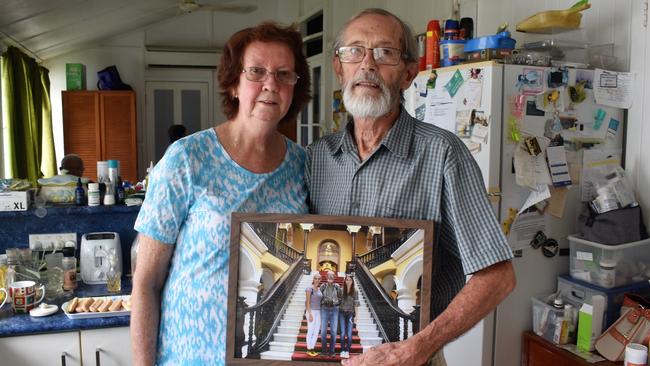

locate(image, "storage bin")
(557, 274), (650, 331)
(531, 294), (567, 344)
(568, 234), (650, 288)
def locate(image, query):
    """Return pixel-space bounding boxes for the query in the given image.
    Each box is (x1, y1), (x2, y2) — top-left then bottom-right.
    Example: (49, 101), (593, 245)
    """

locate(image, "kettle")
(80, 232), (122, 284)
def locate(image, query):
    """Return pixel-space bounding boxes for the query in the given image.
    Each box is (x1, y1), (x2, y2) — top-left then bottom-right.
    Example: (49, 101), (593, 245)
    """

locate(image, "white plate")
(62, 295), (131, 319)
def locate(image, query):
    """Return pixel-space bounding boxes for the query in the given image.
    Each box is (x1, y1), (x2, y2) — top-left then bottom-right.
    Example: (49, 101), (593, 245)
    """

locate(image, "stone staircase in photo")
(260, 271), (383, 361)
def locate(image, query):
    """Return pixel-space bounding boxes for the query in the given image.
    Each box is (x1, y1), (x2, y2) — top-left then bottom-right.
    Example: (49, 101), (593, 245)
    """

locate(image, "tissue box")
(0, 191), (30, 211)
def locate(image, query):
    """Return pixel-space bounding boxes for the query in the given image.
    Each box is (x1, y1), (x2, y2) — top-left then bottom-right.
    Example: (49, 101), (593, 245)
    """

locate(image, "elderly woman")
(131, 22), (310, 365)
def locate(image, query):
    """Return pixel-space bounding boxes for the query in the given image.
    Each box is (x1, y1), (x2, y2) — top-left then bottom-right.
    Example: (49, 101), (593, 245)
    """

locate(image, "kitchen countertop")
(0, 278), (132, 337)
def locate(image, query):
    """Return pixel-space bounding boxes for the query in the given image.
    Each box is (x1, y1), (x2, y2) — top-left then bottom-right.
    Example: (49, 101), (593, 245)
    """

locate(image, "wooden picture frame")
(226, 213), (435, 366)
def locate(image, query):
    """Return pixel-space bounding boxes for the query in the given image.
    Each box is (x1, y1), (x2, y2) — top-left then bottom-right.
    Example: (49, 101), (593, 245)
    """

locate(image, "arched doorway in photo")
(317, 240), (340, 273)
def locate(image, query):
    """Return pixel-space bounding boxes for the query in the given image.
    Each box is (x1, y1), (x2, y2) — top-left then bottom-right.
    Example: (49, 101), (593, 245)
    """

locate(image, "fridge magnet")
(568, 80), (587, 103)
(535, 88), (565, 113)
(444, 69), (464, 98)
(469, 68), (482, 80)
(471, 110), (488, 127)
(516, 68), (544, 95)
(524, 136), (542, 156)
(511, 94), (527, 118)
(606, 118), (620, 137)
(525, 100), (545, 116)
(508, 116), (522, 142)
(547, 67), (568, 88)
(575, 70), (593, 89)
(226, 213), (435, 365)
(593, 108), (606, 130)
(426, 69), (438, 91)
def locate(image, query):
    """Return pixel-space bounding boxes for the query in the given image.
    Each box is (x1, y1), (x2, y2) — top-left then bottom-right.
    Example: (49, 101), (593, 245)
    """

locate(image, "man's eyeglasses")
(242, 67), (299, 85)
(336, 46), (404, 65)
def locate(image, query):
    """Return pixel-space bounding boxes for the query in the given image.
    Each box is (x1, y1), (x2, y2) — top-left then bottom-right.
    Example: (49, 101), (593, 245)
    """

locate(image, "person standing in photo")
(339, 274), (359, 359)
(305, 272), (323, 357)
(319, 270), (342, 358)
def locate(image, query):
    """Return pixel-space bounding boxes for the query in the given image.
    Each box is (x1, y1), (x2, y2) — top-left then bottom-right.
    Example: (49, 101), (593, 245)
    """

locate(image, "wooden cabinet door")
(100, 91), (137, 183)
(63, 91), (101, 180)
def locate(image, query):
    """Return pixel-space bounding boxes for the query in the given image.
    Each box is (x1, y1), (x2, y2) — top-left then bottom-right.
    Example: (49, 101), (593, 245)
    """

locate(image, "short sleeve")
(441, 145), (513, 274)
(134, 142), (193, 245)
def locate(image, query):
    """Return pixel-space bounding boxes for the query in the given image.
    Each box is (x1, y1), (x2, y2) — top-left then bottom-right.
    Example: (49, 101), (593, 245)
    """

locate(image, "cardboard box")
(66, 63), (86, 90)
(0, 191), (30, 211)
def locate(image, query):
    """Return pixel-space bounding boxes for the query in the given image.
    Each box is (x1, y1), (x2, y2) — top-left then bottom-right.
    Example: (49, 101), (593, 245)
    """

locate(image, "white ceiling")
(0, 0), (259, 61)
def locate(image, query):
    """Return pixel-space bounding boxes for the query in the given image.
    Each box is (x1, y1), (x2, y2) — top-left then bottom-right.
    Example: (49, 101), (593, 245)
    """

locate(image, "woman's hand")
(309, 312), (313, 322)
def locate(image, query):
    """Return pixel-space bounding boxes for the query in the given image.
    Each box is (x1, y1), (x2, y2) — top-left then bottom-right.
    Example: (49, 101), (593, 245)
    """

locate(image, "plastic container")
(516, 2), (591, 34)
(108, 159), (119, 185)
(439, 40), (466, 67)
(569, 235), (650, 288)
(557, 274), (650, 331)
(531, 294), (567, 344)
(464, 32), (516, 53)
(96, 161), (109, 183)
(88, 183), (100, 206)
(625, 343), (648, 366)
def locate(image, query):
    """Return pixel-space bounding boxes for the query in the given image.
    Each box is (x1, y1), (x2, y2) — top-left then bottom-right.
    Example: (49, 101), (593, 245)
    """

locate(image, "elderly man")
(59, 154), (84, 177)
(306, 9), (516, 366)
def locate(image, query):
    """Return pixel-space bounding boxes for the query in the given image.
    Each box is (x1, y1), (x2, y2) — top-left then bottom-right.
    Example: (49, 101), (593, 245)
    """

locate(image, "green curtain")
(1, 46), (56, 185)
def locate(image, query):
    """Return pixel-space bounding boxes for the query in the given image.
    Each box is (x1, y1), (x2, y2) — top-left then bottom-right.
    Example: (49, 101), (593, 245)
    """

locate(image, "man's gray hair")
(333, 8), (418, 64)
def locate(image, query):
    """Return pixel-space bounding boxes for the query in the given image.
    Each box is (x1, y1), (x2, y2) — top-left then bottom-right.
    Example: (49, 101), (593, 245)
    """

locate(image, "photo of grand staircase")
(260, 271), (382, 362)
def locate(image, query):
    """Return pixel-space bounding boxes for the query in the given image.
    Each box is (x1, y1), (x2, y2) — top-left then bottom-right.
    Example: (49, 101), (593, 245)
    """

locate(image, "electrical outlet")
(29, 232), (77, 251)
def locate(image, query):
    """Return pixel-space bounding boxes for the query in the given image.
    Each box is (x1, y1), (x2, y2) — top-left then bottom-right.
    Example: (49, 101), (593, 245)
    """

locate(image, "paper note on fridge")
(424, 86), (456, 133)
(594, 68), (633, 109)
(546, 145), (572, 187)
(518, 185), (551, 215)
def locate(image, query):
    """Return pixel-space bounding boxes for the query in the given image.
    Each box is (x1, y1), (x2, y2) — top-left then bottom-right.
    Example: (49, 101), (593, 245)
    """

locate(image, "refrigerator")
(404, 61), (625, 366)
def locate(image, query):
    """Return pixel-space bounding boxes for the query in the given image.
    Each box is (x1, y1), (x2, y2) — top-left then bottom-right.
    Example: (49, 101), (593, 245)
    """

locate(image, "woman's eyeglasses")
(242, 67), (299, 85)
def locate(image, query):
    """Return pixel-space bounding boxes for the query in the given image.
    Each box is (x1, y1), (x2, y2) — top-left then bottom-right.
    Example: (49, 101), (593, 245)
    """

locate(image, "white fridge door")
(492, 64), (625, 366)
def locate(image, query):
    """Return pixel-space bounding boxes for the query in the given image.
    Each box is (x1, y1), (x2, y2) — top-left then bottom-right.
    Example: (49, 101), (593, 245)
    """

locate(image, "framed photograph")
(226, 213), (435, 365)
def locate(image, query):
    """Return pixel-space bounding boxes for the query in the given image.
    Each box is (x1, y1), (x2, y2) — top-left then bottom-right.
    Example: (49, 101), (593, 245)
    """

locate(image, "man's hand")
(341, 334), (431, 366)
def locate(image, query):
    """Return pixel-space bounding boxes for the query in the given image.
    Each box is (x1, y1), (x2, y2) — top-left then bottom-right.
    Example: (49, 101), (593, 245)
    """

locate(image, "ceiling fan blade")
(198, 3), (258, 13)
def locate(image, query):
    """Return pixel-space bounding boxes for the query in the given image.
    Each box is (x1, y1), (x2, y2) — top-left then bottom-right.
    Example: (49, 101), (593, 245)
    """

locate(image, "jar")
(62, 257), (77, 291)
(599, 258), (616, 287)
(88, 183), (100, 206)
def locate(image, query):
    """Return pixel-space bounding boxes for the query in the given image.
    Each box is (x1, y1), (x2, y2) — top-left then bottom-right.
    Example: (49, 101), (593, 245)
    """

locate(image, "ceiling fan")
(177, 0), (257, 14)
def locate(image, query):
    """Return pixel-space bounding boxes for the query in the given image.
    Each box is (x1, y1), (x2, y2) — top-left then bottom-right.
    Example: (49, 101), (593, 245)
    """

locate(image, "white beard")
(342, 71), (399, 119)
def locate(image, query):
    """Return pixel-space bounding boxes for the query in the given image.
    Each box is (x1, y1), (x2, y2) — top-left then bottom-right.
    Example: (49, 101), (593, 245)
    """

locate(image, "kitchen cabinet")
(80, 327), (131, 366)
(0, 326), (131, 366)
(522, 331), (619, 366)
(62, 91), (138, 183)
(0, 331), (82, 365)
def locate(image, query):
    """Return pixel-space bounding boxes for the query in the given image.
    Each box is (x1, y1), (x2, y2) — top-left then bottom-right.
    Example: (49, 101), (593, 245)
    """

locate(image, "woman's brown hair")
(218, 21), (311, 125)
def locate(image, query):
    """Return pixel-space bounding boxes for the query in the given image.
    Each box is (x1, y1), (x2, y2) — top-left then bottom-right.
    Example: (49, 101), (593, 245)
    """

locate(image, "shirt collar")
(332, 107), (414, 159)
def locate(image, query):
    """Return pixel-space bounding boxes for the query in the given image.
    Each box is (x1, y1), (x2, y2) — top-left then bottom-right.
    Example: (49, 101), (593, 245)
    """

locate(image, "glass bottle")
(75, 177), (85, 206)
(106, 249), (121, 293)
(62, 256), (77, 291)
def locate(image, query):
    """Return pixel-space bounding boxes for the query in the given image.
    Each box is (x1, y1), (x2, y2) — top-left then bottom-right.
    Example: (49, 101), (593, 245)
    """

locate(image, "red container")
(426, 20), (440, 69)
